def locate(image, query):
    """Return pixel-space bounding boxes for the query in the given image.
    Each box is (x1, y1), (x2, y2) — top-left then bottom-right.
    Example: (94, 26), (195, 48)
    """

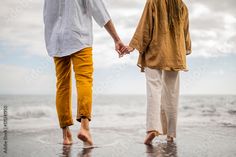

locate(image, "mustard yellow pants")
(53, 47), (93, 128)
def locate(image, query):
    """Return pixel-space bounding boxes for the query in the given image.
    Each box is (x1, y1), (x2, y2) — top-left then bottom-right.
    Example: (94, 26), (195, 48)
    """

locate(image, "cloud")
(1, 0), (236, 63)
(0, 0), (47, 57)
(0, 64), (55, 94)
(188, 2), (236, 56)
(198, 0), (236, 15)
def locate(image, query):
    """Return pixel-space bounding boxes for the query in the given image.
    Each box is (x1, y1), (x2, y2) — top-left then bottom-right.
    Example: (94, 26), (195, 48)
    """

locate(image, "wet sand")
(1, 124), (236, 157)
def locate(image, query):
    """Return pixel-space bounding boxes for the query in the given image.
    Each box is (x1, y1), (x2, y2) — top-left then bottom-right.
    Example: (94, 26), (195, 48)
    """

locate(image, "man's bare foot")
(77, 128), (93, 146)
(144, 131), (159, 145)
(62, 126), (73, 145)
(83, 141), (93, 148)
(167, 136), (174, 142)
(77, 118), (93, 146)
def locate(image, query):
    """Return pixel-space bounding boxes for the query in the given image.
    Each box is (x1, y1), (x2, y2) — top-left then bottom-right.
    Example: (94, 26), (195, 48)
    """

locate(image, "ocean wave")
(220, 122), (236, 128)
(7, 106), (55, 120)
(228, 110), (236, 115)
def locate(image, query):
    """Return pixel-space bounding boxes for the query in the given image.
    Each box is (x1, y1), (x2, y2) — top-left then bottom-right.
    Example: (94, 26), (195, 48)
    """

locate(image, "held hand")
(120, 46), (134, 55)
(115, 40), (128, 58)
(125, 46), (134, 54)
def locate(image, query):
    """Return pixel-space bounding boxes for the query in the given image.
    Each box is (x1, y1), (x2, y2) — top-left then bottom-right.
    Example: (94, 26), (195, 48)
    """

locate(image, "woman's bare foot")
(62, 127), (73, 145)
(167, 136), (174, 142)
(144, 131), (159, 145)
(77, 118), (93, 146)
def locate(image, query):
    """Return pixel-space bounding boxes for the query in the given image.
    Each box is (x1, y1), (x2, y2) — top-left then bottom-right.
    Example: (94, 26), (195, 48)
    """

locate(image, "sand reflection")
(146, 142), (178, 157)
(77, 148), (92, 157)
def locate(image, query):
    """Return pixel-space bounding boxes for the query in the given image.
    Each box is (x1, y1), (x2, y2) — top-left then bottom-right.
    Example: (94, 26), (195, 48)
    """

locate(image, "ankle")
(80, 118), (90, 130)
(80, 126), (90, 131)
(167, 136), (174, 141)
(62, 127), (69, 135)
(62, 126), (69, 130)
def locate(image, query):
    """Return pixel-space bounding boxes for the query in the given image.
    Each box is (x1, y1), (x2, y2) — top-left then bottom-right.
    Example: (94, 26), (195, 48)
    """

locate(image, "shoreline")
(1, 124), (236, 157)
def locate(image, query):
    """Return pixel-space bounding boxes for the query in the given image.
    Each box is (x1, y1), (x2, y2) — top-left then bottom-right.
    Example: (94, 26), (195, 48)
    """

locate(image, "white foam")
(8, 105), (55, 120)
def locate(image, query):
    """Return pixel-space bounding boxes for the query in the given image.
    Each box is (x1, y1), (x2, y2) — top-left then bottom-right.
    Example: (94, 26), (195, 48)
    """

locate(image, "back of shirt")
(129, 0), (192, 71)
(43, 0), (111, 57)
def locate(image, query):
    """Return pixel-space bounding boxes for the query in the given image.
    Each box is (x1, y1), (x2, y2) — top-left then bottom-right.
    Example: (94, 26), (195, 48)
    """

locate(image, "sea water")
(0, 95), (235, 132)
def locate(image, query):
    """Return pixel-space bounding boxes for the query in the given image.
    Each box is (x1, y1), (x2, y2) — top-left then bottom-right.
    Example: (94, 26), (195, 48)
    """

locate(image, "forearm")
(185, 31), (192, 55)
(104, 20), (121, 42)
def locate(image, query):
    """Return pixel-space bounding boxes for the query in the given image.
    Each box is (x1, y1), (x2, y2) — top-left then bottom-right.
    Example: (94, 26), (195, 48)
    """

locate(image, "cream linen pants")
(145, 67), (180, 138)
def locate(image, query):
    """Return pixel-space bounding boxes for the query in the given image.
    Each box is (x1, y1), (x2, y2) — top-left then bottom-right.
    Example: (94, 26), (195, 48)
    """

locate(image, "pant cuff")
(146, 129), (163, 135)
(76, 115), (91, 122)
(59, 119), (74, 128)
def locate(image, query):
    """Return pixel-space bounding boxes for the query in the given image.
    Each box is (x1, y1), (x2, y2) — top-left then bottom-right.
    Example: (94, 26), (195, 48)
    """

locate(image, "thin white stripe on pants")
(145, 67), (180, 138)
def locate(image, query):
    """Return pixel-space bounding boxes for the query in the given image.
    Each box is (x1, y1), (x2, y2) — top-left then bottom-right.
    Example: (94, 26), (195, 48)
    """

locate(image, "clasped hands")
(115, 40), (134, 58)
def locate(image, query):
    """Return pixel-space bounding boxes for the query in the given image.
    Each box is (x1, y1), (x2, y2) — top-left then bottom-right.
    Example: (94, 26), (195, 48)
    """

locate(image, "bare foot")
(83, 141), (93, 148)
(77, 128), (93, 146)
(62, 127), (73, 145)
(167, 136), (174, 142)
(144, 131), (159, 145)
(77, 118), (93, 146)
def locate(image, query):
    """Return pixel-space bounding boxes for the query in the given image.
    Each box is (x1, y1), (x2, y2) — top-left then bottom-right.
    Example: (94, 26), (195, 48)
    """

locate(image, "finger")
(116, 48), (122, 55)
(120, 50), (125, 55)
(122, 47), (129, 55)
(121, 47), (127, 53)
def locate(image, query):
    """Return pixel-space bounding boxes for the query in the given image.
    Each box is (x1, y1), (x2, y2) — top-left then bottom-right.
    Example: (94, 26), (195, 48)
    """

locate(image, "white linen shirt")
(43, 0), (111, 57)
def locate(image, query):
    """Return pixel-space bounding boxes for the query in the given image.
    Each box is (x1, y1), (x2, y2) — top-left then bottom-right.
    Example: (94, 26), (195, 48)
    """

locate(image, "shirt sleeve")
(184, 7), (192, 55)
(87, 0), (111, 27)
(129, 0), (154, 53)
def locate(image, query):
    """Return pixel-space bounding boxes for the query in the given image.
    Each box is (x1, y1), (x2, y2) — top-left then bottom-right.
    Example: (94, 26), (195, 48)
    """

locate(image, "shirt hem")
(137, 64), (189, 72)
(48, 46), (92, 57)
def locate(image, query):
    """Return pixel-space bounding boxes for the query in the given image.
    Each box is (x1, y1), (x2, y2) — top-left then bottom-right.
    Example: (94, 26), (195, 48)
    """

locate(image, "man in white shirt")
(43, 0), (127, 146)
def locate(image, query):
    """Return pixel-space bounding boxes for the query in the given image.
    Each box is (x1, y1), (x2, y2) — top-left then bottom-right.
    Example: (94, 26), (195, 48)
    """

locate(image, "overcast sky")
(0, 0), (236, 95)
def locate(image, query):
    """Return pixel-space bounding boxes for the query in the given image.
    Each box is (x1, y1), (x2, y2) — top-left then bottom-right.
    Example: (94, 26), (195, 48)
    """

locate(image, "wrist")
(114, 38), (121, 43)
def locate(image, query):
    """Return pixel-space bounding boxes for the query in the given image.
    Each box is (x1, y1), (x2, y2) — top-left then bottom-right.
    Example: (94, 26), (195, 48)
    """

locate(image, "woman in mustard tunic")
(125, 0), (191, 144)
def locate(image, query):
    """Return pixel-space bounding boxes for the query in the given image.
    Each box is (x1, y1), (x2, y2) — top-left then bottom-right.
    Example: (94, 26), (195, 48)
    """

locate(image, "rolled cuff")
(76, 115), (91, 122)
(129, 39), (145, 54)
(186, 50), (192, 55)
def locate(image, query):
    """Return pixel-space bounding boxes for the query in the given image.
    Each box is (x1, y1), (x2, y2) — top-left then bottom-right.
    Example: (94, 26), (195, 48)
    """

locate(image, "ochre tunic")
(129, 0), (192, 72)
